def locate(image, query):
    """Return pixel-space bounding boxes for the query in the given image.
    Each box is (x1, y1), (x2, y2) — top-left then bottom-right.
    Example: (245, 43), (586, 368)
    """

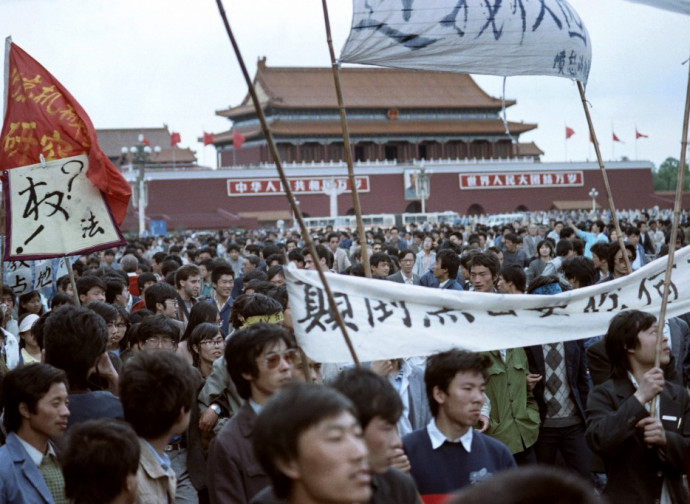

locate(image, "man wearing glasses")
(388, 249), (421, 285)
(208, 323), (296, 503)
(207, 264), (235, 336)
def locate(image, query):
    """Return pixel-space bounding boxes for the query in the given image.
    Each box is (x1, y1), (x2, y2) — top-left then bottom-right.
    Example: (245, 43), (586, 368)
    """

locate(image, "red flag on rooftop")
(565, 126), (575, 140)
(636, 129), (649, 139)
(0, 40), (131, 225)
(612, 132), (623, 143)
(140, 132), (151, 147)
(233, 130), (246, 150)
(170, 131), (181, 147)
(203, 132), (215, 146)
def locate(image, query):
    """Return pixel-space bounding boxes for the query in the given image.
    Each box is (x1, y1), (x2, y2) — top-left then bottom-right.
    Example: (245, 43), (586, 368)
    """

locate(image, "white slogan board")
(4, 154), (124, 260)
(286, 248), (690, 363)
(340, 0), (592, 85)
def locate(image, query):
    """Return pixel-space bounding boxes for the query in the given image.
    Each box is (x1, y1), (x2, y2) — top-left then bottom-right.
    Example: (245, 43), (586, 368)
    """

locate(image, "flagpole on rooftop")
(577, 82), (631, 273)
(320, 0), (372, 279)
(652, 53), (690, 413)
(214, 0), (361, 367)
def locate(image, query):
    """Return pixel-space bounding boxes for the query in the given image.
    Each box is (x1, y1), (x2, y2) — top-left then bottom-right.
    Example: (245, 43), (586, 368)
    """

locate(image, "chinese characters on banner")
(285, 248), (690, 363)
(3, 154), (125, 260)
(2, 257), (71, 296)
(227, 176), (370, 196)
(459, 171), (583, 190)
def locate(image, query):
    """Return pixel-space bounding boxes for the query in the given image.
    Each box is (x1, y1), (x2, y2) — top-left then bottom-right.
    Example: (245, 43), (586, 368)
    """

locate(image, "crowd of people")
(0, 207), (688, 503)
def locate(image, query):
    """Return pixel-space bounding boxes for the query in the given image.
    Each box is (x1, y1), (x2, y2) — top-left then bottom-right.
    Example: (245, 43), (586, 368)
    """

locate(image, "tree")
(653, 157), (689, 191)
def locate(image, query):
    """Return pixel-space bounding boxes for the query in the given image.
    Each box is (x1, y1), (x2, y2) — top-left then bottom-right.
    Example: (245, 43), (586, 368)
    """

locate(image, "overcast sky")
(2, 0), (688, 169)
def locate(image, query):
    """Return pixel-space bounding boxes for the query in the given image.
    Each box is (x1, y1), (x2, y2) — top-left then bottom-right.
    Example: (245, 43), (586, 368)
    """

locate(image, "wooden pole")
(653, 55), (690, 382)
(214, 0), (361, 366)
(577, 81), (631, 274)
(321, 0), (371, 278)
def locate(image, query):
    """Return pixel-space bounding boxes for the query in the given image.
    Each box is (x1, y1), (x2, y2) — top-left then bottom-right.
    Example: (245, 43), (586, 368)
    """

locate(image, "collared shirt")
(438, 279), (450, 289)
(17, 436), (57, 466)
(142, 439), (171, 473)
(427, 419), (473, 452)
(401, 271), (415, 285)
(249, 398), (263, 415)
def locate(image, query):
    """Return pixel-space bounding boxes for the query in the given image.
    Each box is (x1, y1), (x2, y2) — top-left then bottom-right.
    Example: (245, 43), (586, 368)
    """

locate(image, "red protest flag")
(203, 132), (215, 146)
(612, 132), (623, 143)
(140, 133), (151, 147)
(636, 129), (649, 139)
(0, 41), (131, 225)
(565, 126), (575, 139)
(170, 131), (181, 147)
(233, 130), (246, 150)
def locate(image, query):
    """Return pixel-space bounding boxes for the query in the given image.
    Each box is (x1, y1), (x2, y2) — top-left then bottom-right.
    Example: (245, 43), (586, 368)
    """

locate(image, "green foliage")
(653, 157), (689, 191)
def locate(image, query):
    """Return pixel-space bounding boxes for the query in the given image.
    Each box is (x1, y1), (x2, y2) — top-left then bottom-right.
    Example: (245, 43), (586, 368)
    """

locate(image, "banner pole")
(65, 256), (80, 307)
(577, 81), (631, 273)
(651, 54), (690, 417)
(214, 0), (361, 366)
(321, 0), (371, 278)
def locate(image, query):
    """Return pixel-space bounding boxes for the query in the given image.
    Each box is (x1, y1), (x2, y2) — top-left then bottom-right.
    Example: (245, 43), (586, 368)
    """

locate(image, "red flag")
(203, 132), (215, 146)
(233, 130), (246, 150)
(636, 130), (649, 139)
(170, 131), (181, 147)
(565, 126), (575, 139)
(140, 132), (151, 147)
(0, 41), (131, 224)
(612, 132), (623, 143)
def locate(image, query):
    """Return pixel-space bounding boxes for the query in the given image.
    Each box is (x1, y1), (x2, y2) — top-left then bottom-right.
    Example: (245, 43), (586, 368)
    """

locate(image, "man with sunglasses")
(208, 323), (296, 503)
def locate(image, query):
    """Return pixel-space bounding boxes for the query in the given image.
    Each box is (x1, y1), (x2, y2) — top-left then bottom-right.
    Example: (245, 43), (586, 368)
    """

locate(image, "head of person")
(327, 232), (341, 252)
(503, 233), (519, 253)
(62, 419), (140, 504)
(43, 305), (108, 391)
(2, 363), (69, 436)
(224, 322), (295, 403)
(560, 256), (597, 289)
(77, 275), (107, 305)
(18, 290), (43, 318)
(50, 292), (74, 311)
(227, 242), (241, 261)
(625, 225), (641, 246)
(267, 265), (286, 286)
(425, 349), (489, 425)
(137, 272), (157, 297)
(302, 245), (333, 271)
(120, 254), (139, 274)
(119, 351), (196, 440)
(130, 314), (180, 352)
(590, 242), (609, 271)
(468, 252), (500, 293)
(369, 252), (392, 278)
(253, 383), (370, 503)
(187, 322), (225, 369)
(555, 239), (574, 259)
(103, 276), (129, 307)
(605, 310), (664, 379)
(144, 282), (178, 316)
(175, 264), (201, 298)
(330, 368), (403, 474)
(398, 249), (416, 275)
(536, 240), (554, 259)
(526, 275), (565, 295)
(181, 302), (221, 343)
(592, 220), (605, 235)
(497, 264), (526, 294)
(607, 242), (636, 278)
(434, 249), (461, 282)
(18, 313), (40, 349)
(84, 301), (121, 349)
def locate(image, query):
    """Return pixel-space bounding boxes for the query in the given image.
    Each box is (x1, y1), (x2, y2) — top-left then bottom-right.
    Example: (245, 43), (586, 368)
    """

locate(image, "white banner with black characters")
(340, 0), (592, 85)
(624, 0), (690, 15)
(286, 247), (690, 363)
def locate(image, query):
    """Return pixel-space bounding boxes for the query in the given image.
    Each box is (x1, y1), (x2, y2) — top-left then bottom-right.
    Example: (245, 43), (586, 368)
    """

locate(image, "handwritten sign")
(340, 0), (591, 85)
(286, 248), (690, 363)
(3, 154), (125, 260)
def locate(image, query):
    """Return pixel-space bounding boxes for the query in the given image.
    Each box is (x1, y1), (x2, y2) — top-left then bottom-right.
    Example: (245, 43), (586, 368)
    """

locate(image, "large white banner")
(624, 0), (690, 14)
(286, 248), (690, 363)
(340, 0), (592, 85)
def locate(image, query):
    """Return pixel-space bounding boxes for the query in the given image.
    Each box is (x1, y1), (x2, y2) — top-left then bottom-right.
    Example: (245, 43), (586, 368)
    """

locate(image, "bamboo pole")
(321, 0), (371, 278)
(577, 81), (631, 274)
(214, 0), (361, 366)
(653, 55), (690, 379)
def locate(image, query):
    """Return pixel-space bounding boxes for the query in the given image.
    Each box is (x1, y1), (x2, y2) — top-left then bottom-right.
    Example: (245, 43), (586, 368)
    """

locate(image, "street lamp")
(588, 187), (599, 213)
(122, 134), (161, 237)
(416, 164), (430, 214)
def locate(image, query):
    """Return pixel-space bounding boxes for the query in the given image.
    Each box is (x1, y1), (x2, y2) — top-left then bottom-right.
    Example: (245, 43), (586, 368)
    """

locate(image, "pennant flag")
(203, 132), (215, 146)
(233, 130), (246, 150)
(612, 132), (623, 143)
(340, 0), (592, 85)
(170, 131), (181, 147)
(0, 40), (131, 225)
(565, 127), (575, 140)
(636, 129), (649, 139)
(623, 0), (690, 15)
(140, 132), (151, 147)
(286, 248), (690, 363)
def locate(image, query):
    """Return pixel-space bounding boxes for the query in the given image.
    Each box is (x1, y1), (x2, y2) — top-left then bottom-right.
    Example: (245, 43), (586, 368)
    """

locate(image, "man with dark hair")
(605, 242), (636, 281)
(403, 349), (515, 499)
(252, 384), (371, 504)
(104, 275), (130, 308)
(586, 310), (690, 502)
(43, 305), (122, 427)
(433, 249), (463, 290)
(175, 264), (201, 324)
(208, 263), (235, 336)
(589, 242), (609, 282)
(542, 239), (575, 278)
(302, 245), (333, 272)
(497, 264), (526, 294)
(566, 218), (609, 259)
(0, 363), (70, 503)
(626, 226), (647, 271)
(468, 252), (500, 293)
(62, 418), (140, 504)
(120, 351), (197, 504)
(388, 249), (421, 285)
(369, 252), (392, 279)
(502, 234), (529, 268)
(129, 314), (180, 352)
(387, 226), (408, 251)
(227, 243), (245, 277)
(327, 232), (351, 273)
(208, 323), (295, 503)
(76, 275), (106, 305)
(560, 256), (597, 289)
